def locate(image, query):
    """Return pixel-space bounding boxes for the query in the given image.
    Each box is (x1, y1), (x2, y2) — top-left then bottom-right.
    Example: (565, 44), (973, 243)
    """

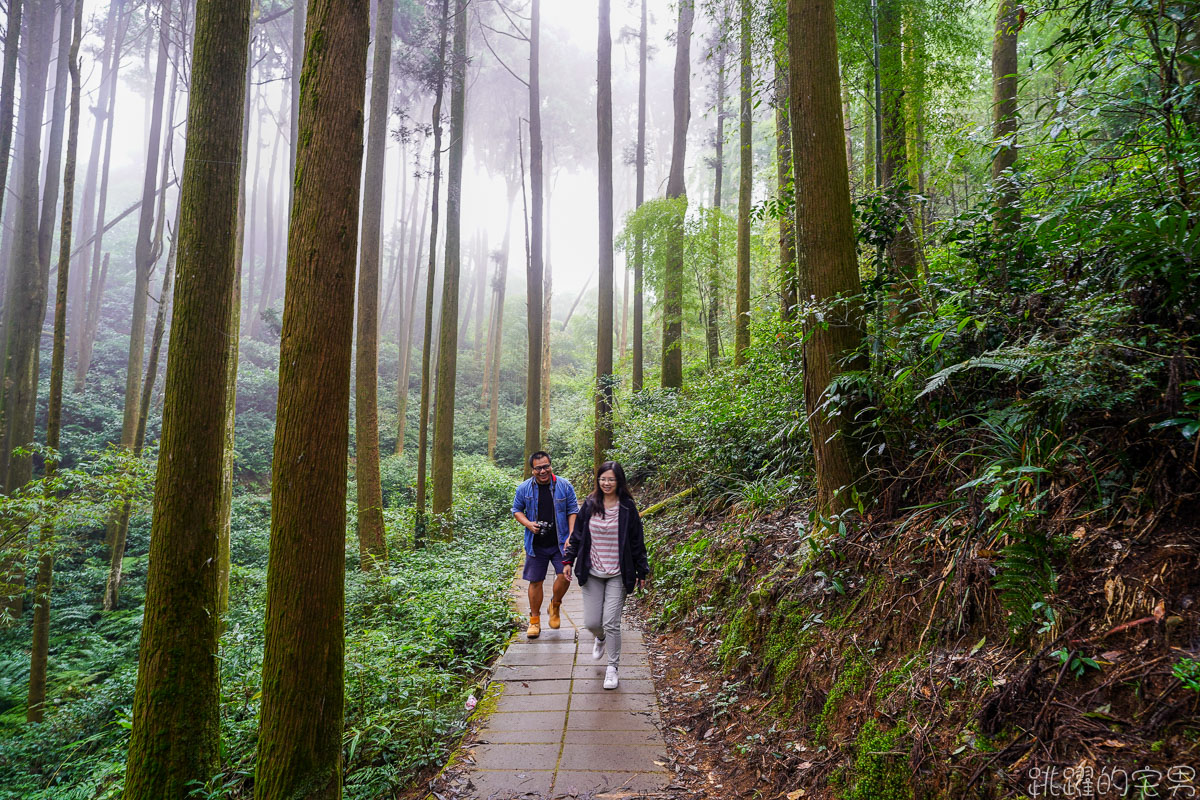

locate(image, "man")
(512, 451), (579, 638)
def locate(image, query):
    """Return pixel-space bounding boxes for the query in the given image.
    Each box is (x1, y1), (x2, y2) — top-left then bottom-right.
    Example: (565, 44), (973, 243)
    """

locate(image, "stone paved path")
(454, 566), (669, 799)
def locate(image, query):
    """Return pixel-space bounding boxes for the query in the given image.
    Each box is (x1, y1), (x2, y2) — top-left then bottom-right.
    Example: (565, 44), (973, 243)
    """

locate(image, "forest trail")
(436, 565), (670, 799)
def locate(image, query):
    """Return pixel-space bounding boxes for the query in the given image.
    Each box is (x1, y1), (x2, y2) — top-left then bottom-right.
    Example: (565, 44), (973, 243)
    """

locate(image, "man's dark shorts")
(523, 541), (564, 582)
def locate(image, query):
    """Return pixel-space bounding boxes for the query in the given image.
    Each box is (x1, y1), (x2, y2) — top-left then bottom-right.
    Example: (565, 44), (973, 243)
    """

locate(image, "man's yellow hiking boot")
(548, 601), (561, 629)
(526, 615), (541, 639)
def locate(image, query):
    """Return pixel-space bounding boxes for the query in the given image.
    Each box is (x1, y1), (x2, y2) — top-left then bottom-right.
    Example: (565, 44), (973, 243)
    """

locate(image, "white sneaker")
(592, 636), (606, 661)
(603, 666), (619, 690)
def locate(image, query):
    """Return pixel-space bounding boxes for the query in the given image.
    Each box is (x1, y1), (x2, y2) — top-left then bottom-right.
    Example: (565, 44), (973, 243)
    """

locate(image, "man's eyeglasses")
(532, 465), (552, 473)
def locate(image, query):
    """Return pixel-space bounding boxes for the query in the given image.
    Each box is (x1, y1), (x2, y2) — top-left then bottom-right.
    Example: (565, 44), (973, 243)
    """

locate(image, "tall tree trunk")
(482, 187), (514, 408)
(733, 0), (752, 365)
(415, 0), (450, 543)
(487, 250), (506, 465)
(244, 76), (263, 322)
(788, 0), (868, 513)
(355, 0), (393, 563)
(28, 0), (83, 721)
(121, 0), (249, 793)
(539, 226), (550, 441)
(1, 0), (55, 621)
(595, 0), (614, 469)
(431, 0), (467, 525)
(523, 0), (544, 476)
(250, 101), (285, 339)
(708, 19), (727, 369)
(396, 168), (429, 456)
(661, 0), (693, 390)
(474, 228), (486, 359)
(254, 0), (367, 793)
(104, 0), (175, 611)
(992, 0), (1020, 241)
(776, 56), (797, 323)
(632, 0), (647, 392)
(73, 1), (128, 392)
(220, 25), (256, 620)
(0, 0), (21, 249)
(68, 0), (120, 368)
(878, 0), (918, 306)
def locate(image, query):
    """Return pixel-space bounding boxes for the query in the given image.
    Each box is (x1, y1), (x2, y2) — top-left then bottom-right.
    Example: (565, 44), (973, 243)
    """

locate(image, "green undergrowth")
(0, 456), (521, 800)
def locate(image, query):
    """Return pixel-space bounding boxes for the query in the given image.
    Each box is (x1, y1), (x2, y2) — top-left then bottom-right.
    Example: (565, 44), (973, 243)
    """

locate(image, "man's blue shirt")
(512, 475), (579, 555)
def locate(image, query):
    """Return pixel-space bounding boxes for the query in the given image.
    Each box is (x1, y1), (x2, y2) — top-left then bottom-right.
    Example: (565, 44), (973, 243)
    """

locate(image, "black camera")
(535, 520), (556, 534)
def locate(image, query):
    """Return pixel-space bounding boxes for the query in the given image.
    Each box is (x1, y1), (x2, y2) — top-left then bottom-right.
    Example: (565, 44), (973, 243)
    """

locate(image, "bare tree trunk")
(355, 0), (393, 563)
(475, 228), (486, 359)
(415, 0), (450, 544)
(487, 191), (512, 463)
(28, 0), (83, 721)
(482, 188), (514, 408)
(396, 168), (429, 456)
(244, 76), (263, 322)
(523, 0), (544, 476)
(431, 0), (468, 526)
(539, 206), (550, 441)
(788, 0), (868, 513)
(104, 0), (176, 611)
(595, 0), (614, 469)
(254, 0), (367, 793)
(992, 0), (1020, 242)
(68, 0), (122, 369)
(122, 0), (249, 792)
(661, 0), (693, 390)
(250, 99), (285, 338)
(0, 0), (21, 248)
(777, 56), (797, 323)
(708, 18), (727, 369)
(632, 0), (647, 392)
(733, 0), (752, 365)
(73, 3), (128, 393)
(1, 0), (55, 621)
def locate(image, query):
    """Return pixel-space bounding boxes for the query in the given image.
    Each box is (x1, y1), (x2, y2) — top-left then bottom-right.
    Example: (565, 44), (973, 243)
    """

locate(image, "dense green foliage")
(0, 456), (520, 799)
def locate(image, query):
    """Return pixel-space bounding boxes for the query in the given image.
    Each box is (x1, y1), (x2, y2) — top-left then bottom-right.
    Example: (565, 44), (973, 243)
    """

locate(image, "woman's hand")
(562, 563), (573, 582)
(636, 577), (648, 593)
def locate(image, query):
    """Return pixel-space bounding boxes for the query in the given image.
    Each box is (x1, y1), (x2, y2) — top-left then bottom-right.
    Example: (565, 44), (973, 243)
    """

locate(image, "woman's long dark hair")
(587, 461), (635, 518)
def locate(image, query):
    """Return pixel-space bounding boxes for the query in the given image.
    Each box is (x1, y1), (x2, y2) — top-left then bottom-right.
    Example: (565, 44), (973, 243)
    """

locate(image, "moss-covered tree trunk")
(0, 0), (54, 622)
(734, 0), (753, 366)
(28, 0), (83, 723)
(632, 0), (647, 392)
(431, 0), (468, 525)
(661, 0), (694, 390)
(787, 0), (868, 514)
(253, 0), (368, 793)
(523, 0), (545, 475)
(415, 0), (449, 542)
(121, 0), (250, 793)
(355, 0), (393, 562)
(104, 0), (175, 612)
(878, 0), (918, 309)
(595, 0), (614, 470)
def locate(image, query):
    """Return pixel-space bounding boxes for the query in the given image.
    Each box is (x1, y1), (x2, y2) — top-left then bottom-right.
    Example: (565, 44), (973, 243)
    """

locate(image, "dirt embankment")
(632, 489), (1200, 799)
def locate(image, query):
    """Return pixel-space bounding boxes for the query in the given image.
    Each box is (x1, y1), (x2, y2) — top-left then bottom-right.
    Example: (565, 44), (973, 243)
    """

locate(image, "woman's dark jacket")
(562, 495), (649, 593)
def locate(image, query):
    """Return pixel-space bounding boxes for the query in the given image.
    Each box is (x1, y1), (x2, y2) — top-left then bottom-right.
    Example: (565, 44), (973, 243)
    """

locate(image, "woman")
(562, 461), (649, 689)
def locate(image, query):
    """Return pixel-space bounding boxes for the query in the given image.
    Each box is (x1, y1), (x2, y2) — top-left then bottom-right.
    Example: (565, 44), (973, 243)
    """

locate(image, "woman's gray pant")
(580, 574), (626, 667)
